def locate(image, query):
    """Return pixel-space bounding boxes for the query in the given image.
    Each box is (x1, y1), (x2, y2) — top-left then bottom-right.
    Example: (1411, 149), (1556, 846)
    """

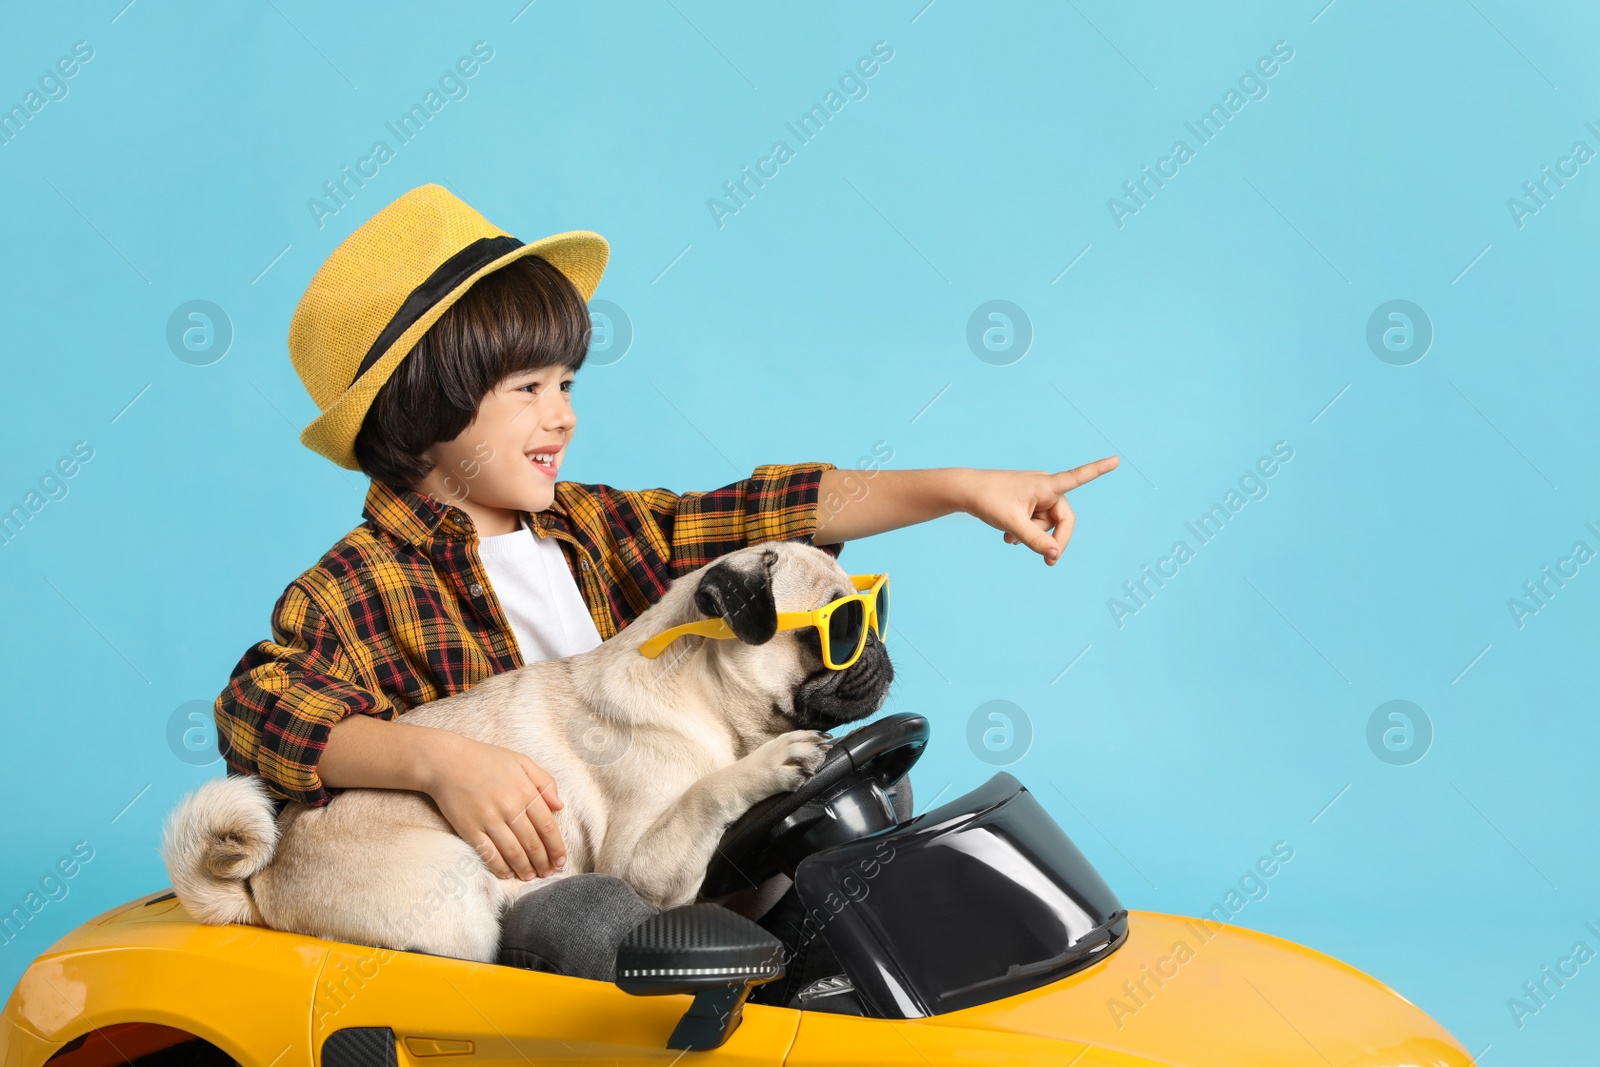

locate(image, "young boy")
(215, 183), (1116, 988)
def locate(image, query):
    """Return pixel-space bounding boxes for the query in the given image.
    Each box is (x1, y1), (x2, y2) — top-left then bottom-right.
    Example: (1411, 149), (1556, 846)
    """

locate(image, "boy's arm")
(216, 579), (569, 879)
(625, 461), (844, 577)
(215, 580), (398, 807)
(809, 467), (973, 545)
(809, 459), (1121, 564)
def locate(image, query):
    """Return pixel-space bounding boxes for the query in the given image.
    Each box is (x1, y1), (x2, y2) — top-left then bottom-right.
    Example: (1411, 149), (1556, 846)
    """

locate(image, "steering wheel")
(700, 712), (929, 899)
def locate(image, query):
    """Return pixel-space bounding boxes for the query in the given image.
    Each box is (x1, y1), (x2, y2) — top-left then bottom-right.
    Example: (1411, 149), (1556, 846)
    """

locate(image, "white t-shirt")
(475, 517), (604, 663)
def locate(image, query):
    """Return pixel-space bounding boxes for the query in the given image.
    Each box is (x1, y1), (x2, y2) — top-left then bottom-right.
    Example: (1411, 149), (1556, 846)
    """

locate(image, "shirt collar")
(362, 478), (579, 549)
(527, 490), (575, 541)
(362, 479), (474, 548)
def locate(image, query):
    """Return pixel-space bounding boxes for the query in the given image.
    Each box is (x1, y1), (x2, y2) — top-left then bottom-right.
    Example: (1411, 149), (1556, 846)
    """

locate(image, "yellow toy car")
(3, 713), (1472, 1066)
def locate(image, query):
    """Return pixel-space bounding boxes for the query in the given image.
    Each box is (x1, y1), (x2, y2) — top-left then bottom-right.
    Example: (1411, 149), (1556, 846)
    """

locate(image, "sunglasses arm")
(637, 618), (734, 659)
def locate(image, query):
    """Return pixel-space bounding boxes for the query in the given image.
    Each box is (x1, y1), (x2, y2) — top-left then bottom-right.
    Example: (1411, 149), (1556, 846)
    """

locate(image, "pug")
(160, 540), (893, 964)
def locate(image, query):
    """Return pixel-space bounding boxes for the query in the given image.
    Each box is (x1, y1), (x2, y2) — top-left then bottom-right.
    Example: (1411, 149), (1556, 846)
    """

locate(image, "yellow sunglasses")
(639, 573), (889, 670)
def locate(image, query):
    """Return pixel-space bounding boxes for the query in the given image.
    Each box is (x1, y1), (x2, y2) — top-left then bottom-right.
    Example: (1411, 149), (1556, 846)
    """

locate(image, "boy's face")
(417, 363), (577, 526)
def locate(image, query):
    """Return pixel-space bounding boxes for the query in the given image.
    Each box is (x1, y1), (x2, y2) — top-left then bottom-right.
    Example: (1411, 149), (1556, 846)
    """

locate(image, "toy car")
(2, 713), (1473, 1066)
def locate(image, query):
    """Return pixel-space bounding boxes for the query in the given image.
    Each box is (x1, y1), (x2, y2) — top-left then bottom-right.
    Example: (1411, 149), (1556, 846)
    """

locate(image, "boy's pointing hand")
(966, 456), (1120, 566)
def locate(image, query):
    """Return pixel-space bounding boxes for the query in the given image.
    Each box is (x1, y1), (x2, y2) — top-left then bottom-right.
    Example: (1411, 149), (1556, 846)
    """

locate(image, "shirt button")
(580, 559), (590, 572)
(469, 583), (483, 597)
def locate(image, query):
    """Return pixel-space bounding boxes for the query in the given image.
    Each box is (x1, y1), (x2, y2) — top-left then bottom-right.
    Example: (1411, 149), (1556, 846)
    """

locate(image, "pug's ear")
(694, 548), (779, 645)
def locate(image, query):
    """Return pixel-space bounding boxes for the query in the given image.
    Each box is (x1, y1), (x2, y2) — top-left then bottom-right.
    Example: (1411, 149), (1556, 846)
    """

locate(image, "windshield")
(792, 772), (1128, 1017)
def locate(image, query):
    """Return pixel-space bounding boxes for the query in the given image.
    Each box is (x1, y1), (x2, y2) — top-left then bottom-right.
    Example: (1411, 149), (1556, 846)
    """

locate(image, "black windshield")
(792, 772), (1128, 1017)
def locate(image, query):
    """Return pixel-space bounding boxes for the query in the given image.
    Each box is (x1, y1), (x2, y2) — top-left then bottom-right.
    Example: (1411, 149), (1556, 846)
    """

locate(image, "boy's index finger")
(1052, 456), (1120, 492)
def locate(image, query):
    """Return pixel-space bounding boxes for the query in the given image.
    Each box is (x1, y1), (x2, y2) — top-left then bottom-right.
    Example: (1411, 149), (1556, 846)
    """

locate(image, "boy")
(216, 183), (1116, 987)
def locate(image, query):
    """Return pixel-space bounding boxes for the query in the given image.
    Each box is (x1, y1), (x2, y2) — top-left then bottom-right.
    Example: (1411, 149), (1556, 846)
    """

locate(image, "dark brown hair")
(353, 253), (591, 488)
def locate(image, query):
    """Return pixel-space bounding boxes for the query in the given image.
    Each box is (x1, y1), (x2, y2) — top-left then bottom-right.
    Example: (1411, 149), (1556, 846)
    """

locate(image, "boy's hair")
(353, 253), (592, 488)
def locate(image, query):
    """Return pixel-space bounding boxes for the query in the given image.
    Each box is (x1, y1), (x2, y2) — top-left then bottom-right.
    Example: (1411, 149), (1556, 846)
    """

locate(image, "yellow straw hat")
(289, 183), (608, 469)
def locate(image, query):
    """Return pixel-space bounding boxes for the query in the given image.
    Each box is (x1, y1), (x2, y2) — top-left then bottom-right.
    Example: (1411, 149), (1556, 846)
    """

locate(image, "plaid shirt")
(215, 462), (842, 807)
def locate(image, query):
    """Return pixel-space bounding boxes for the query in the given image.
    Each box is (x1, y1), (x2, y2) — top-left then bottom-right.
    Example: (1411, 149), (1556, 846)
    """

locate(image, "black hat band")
(350, 234), (526, 388)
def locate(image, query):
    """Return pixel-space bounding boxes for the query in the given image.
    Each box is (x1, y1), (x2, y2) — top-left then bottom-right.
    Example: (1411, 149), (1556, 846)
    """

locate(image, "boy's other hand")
(423, 733), (567, 880)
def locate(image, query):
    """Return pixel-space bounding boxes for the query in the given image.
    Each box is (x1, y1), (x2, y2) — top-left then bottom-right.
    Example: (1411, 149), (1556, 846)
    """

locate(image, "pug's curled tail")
(159, 775), (278, 926)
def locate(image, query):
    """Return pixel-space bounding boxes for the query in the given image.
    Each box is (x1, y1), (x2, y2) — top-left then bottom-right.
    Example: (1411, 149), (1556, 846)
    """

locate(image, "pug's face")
(689, 540), (893, 732)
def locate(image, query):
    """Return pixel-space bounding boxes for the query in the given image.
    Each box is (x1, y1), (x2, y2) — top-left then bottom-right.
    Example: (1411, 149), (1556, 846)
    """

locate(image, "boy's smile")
(413, 363), (578, 536)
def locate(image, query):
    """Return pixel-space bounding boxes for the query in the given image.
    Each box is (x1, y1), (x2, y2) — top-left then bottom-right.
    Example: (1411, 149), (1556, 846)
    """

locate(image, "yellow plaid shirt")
(216, 462), (842, 806)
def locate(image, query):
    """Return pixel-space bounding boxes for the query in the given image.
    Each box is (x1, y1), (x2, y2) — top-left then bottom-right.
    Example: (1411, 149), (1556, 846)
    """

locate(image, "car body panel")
(2, 894), (1469, 1067)
(3, 891), (322, 1066)
(898, 911), (1472, 1067)
(309, 942), (798, 1064)
(2, 891), (798, 1066)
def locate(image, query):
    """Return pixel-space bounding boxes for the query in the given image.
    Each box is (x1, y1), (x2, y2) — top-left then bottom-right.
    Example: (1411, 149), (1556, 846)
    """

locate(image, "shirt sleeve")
(214, 580), (396, 807)
(629, 461), (844, 577)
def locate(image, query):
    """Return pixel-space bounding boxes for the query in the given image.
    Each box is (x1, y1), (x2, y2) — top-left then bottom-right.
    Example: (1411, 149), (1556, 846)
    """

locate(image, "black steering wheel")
(701, 712), (929, 899)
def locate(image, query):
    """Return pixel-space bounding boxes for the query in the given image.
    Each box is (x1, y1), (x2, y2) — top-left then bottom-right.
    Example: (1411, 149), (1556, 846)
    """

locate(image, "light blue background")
(3, 0), (1597, 1060)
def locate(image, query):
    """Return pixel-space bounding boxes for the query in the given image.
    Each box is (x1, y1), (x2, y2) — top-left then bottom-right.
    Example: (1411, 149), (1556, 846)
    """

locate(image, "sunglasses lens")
(875, 581), (890, 639)
(827, 600), (865, 666)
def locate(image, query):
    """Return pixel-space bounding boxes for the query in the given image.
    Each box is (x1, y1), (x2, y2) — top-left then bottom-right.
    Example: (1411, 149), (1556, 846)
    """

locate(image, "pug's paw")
(750, 729), (832, 795)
